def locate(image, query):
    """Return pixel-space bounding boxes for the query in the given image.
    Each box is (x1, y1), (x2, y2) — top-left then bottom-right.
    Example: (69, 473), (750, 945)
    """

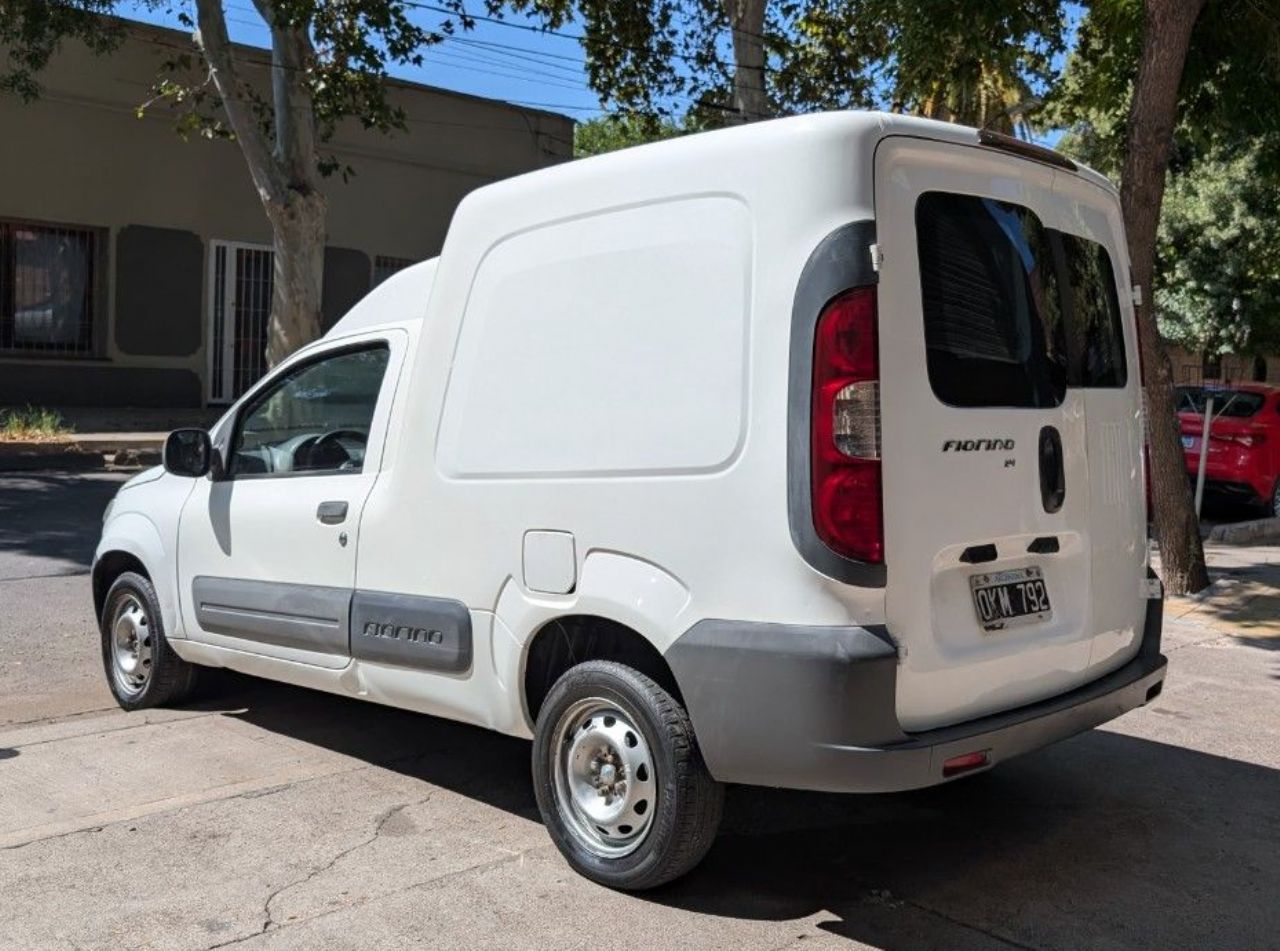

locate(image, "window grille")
(0, 219), (100, 355)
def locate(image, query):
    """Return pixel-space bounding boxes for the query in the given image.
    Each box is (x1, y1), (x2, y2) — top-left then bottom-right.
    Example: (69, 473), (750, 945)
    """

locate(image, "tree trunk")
(1120, 0), (1210, 594)
(265, 191), (326, 367)
(196, 0), (327, 370)
(722, 0), (768, 123)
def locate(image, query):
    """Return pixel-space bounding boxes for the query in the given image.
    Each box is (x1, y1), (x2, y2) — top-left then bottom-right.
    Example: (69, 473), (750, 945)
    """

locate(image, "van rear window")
(916, 191), (1128, 408)
(916, 192), (1066, 408)
(1060, 233), (1127, 388)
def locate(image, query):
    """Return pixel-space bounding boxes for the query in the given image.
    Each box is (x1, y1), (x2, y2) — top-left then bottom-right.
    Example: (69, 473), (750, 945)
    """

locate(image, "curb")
(0, 441), (162, 472)
(1207, 517), (1280, 546)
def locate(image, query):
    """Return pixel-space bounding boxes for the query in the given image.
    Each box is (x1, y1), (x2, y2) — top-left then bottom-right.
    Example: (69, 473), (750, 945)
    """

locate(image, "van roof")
(325, 257), (438, 338)
(465, 110), (1116, 208)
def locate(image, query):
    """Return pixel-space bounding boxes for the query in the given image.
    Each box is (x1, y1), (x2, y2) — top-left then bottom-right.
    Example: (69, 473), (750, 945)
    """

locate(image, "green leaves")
(498, 0), (1065, 131)
(1051, 0), (1280, 176)
(1156, 140), (1280, 356)
(573, 112), (693, 155)
(0, 0), (123, 100)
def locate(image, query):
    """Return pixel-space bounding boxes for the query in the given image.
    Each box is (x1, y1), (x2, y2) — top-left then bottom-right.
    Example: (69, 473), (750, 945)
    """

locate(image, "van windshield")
(916, 191), (1127, 408)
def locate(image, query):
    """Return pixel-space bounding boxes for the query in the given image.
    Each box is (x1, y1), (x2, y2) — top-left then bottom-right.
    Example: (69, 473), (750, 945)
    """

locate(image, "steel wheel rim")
(110, 594), (153, 697)
(550, 697), (658, 859)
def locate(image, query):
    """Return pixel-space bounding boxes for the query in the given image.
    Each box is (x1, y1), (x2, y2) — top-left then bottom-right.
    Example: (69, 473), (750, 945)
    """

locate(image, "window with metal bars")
(0, 219), (101, 355)
(373, 255), (415, 286)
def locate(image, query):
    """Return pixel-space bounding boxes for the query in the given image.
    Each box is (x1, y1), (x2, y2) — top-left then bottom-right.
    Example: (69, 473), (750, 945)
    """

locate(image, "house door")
(208, 240), (274, 403)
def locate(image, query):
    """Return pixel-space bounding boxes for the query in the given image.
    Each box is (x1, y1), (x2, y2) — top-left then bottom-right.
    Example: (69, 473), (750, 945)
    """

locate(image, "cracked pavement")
(1, 472), (1278, 950)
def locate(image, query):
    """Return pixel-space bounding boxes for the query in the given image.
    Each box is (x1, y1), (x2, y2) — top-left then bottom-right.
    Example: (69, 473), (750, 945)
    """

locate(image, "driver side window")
(230, 344), (390, 478)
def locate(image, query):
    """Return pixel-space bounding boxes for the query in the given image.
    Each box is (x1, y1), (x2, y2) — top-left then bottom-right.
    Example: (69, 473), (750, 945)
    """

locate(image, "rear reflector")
(811, 287), (884, 564)
(942, 750), (990, 778)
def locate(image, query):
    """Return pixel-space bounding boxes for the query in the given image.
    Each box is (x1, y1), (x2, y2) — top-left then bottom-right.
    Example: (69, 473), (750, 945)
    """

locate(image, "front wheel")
(1270, 478), (1280, 519)
(531, 660), (723, 890)
(100, 571), (199, 710)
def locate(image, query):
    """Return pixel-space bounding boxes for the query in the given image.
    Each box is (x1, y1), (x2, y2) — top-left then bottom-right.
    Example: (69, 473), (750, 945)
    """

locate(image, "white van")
(94, 112), (1167, 889)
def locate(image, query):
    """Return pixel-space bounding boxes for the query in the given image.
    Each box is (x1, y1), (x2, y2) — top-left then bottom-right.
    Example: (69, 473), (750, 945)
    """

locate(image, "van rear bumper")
(665, 595), (1166, 794)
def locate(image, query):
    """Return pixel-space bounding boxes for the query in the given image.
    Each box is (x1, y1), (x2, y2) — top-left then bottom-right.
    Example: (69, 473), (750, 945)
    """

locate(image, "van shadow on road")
(207, 672), (1279, 951)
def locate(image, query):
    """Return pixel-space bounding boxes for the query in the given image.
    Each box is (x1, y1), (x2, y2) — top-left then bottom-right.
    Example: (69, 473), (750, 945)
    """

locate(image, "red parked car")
(1178, 383), (1280, 516)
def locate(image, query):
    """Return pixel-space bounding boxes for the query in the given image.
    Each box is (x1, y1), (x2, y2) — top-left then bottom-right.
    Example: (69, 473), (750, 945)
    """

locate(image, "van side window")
(1059, 233), (1127, 388)
(230, 345), (390, 477)
(916, 192), (1066, 408)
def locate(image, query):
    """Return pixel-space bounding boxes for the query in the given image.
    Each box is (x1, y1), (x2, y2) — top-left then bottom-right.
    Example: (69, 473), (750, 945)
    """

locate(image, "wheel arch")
(93, 513), (177, 634)
(92, 550), (150, 620)
(521, 614), (683, 727)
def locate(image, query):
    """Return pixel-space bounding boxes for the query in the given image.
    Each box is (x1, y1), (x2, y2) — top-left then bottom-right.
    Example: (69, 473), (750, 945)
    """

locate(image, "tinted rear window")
(916, 191), (1128, 408)
(1060, 234), (1127, 388)
(1177, 387), (1265, 418)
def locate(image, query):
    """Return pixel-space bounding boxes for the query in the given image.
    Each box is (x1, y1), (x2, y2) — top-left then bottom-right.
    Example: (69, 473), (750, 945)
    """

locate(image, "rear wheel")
(531, 660), (722, 890)
(1270, 478), (1280, 519)
(100, 571), (199, 710)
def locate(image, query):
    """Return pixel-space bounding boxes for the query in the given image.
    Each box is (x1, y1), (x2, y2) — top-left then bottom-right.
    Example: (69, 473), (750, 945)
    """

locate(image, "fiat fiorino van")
(94, 112), (1167, 889)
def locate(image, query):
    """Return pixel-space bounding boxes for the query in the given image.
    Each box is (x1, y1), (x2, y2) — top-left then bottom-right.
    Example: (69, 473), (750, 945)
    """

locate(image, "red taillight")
(1217, 432), (1265, 448)
(942, 750), (990, 777)
(811, 287), (883, 563)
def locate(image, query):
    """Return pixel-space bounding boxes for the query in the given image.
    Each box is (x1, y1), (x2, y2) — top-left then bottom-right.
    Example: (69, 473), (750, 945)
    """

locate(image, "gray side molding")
(787, 219), (887, 587)
(665, 619), (904, 788)
(349, 590), (472, 674)
(192, 576), (350, 654)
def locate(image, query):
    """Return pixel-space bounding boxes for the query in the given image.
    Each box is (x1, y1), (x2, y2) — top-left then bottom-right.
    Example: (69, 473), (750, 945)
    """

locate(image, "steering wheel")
(298, 429), (368, 471)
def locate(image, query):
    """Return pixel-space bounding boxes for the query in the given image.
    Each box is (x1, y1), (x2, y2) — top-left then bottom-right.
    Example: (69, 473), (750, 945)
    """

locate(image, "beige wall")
(0, 19), (573, 404)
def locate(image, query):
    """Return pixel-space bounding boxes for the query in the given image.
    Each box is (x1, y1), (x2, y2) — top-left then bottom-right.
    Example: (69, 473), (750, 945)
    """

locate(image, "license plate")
(1181, 435), (1195, 449)
(970, 567), (1052, 632)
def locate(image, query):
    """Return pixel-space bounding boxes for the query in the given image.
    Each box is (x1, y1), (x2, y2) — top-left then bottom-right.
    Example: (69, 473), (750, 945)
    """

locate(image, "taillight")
(1216, 432), (1266, 448)
(811, 287), (883, 563)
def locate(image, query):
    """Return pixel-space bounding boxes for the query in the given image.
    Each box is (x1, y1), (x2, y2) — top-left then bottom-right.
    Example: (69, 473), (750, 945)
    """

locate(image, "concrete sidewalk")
(0, 406), (218, 471)
(1161, 540), (1280, 646)
(0, 433), (167, 471)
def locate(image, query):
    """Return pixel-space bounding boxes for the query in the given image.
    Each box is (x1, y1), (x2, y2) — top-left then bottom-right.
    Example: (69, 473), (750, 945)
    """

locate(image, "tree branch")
(193, 0), (286, 204)
(251, 0), (319, 191)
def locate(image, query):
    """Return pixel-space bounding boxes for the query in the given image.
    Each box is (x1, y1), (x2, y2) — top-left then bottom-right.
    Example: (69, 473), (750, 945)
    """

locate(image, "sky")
(113, 1), (1074, 145)
(115, 1), (607, 119)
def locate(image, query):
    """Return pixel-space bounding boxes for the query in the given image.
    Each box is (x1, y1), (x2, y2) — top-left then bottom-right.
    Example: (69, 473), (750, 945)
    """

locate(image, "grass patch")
(0, 405), (73, 442)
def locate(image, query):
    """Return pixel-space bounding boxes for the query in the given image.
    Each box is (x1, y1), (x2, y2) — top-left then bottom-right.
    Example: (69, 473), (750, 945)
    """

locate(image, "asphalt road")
(1, 471), (1278, 950)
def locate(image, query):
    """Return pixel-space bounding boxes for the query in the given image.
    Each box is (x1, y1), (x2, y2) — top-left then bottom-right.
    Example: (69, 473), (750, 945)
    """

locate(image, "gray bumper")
(665, 594), (1167, 794)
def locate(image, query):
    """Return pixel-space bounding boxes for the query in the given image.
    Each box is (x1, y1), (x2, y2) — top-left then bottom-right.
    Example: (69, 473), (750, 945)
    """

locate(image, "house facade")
(1163, 344), (1279, 386)
(0, 19), (573, 408)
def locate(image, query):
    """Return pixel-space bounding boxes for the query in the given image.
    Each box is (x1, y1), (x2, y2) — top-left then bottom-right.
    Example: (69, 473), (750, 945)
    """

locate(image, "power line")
(447, 35), (585, 71)
(433, 42), (586, 85)
(425, 51), (594, 93)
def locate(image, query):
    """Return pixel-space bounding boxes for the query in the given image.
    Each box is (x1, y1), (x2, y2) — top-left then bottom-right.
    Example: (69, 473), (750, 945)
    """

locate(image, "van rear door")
(874, 136), (1146, 732)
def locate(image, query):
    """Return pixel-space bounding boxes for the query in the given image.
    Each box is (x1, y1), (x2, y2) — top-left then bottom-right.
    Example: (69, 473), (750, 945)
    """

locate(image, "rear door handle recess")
(1038, 426), (1066, 514)
(317, 501), (348, 525)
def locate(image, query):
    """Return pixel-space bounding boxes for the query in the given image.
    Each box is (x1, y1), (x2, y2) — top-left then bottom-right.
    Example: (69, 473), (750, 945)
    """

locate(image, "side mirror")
(163, 428), (212, 478)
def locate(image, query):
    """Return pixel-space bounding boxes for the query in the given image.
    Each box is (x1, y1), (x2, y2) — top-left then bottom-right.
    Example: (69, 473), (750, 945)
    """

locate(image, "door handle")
(317, 501), (348, 525)
(1038, 426), (1066, 514)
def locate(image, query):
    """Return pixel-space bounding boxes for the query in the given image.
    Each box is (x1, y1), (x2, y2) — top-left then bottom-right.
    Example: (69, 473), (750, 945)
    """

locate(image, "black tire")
(531, 660), (723, 890)
(1270, 478), (1280, 519)
(99, 571), (199, 711)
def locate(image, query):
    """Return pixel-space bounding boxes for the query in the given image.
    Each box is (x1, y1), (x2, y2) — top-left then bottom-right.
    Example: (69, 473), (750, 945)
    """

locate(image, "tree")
(574, 113), (690, 155)
(1119, 0), (1210, 594)
(1053, 0), (1280, 593)
(1, 0), (470, 366)
(500, 0), (1063, 132)
(1157, 141), (1280, 360)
